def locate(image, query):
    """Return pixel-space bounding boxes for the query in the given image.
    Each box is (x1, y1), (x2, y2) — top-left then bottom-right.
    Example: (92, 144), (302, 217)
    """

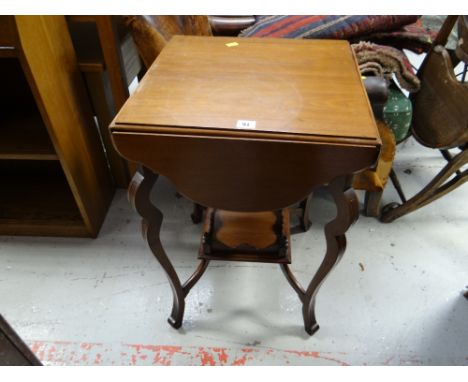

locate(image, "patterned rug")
(352, 41), (420, 92)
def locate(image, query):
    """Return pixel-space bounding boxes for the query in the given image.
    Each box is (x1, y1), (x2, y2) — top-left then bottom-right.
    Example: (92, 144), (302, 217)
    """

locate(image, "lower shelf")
(199, 208), (291, 264)
(0, 160), (88, 236)
(0, 113), (58, 161)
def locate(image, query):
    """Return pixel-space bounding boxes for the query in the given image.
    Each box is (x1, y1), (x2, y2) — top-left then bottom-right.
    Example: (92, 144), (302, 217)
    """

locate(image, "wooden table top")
(111, 36), (379, 146)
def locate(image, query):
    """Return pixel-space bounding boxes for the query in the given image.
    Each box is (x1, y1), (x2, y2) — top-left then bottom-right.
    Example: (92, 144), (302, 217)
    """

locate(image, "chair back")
(124, 16), (212, 69)
(411, 16), (468, 149)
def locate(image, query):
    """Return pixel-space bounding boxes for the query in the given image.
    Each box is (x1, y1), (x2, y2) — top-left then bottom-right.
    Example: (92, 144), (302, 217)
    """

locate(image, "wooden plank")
(0, 16), (17, 47)
(0, 114), (58, 160)
(67, 20), (104, 68)
(78, 61), (105, 72)
(0, 161), (87, 237)
(94, 16), (130, 110)
(0, 47), (17, 58)
(0, 221), (87, 237)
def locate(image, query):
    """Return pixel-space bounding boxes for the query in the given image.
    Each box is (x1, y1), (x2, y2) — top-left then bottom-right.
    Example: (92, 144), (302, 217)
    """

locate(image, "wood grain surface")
(112, 132), (378, 211)
(111, 36), (381, 334)
(12, 16), (114, 236)
(0, 16), (17, 47)
(111, 36), (380, 211)
(214, 210), (280, 248)
(112, 36), (379, 144)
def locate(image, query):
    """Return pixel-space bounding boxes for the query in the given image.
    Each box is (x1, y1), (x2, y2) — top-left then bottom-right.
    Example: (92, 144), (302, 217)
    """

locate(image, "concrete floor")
(0, 135), (467, 366)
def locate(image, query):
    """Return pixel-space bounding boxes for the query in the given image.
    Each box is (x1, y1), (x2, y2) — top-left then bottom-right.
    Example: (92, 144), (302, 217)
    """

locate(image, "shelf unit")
(66, 16), (142, 188)
(0, 57), (57, 162)
(0, 16), (114, 237)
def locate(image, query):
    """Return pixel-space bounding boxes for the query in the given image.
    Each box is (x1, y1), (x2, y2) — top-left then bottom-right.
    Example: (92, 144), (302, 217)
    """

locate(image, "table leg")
(128, 167), (210, 329)
(281, 175), (359, 335)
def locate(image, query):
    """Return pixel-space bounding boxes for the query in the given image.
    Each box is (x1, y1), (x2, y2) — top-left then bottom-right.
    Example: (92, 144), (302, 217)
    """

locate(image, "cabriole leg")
(128, 166), (210, 329)
(281, 175), (359, 335)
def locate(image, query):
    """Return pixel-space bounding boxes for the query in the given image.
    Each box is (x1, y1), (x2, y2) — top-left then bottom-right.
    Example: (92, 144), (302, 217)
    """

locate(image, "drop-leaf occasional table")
(110, 36), (380, 335)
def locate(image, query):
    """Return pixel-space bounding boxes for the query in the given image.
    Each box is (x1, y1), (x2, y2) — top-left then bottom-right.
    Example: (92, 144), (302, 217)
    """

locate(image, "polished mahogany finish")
(111, 36), (380, 334)
(114, 36), (379, 142)
(199, 208), (291, 264)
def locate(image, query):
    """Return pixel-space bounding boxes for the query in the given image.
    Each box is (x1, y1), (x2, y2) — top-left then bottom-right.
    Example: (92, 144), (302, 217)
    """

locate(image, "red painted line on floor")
(126, 344), (190, 366)
(80, 342), (102, 351)
(25, 339), (443, 366)
(198, 347), (217, 366)
(283, 349), (350, 366)
(383, 355), (395, 365)
(94, 353), (103, 365)
(24, 340), (351, 366)
(212, 347), (229, 364)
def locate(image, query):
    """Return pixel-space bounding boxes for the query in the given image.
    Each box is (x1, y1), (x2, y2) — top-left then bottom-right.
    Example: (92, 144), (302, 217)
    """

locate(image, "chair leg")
(460, 62), (468, 83)
(389, 168), (407, 203)
(299, 193), (313, 232)
(191, 203), (204, 224)
(381, 149), (468, 223)
(364, 190), (383, 217)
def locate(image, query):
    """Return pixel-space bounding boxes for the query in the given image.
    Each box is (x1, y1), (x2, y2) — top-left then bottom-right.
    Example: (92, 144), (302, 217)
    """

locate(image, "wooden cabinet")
(0, 16), (114, 237)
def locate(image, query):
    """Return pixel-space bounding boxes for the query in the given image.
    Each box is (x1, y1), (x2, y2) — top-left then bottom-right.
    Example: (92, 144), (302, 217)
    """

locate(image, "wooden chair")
(381, 16), (468, 223)
(123, 16), (212, 70)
